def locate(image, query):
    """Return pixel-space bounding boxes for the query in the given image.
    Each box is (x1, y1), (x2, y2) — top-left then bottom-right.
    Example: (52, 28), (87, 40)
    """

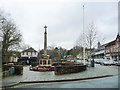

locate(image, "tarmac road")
(10, 75), (119, 88)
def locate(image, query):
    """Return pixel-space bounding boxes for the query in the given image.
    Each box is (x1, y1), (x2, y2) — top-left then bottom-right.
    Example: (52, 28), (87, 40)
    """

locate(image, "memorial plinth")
(39, 55), (52, 66)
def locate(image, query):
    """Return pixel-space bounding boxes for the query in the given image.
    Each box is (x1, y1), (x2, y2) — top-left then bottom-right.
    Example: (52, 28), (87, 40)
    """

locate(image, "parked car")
(94, 59), (103, 64)
(113, 61), (119, 65)
(29, 66), (33, 71)
(100, 60), (115, 66)
(116, 63), (120, 66)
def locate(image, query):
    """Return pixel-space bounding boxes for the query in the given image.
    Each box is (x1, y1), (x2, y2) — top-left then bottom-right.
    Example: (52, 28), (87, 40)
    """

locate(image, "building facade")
(93, 42), (106, 59)
(93, 34), (120, 61)
(9, 54), (18, 63)
(19, 47), (38, 65)
(105, 34), (120, 61)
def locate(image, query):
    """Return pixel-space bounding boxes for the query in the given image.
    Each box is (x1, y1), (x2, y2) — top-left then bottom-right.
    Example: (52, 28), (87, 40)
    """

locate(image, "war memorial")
(29, 25), (87, 74)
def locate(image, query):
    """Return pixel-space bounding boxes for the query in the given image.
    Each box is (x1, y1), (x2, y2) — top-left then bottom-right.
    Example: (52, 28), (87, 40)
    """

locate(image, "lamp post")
(82, 5), (86, 65)
(118, 41), (120, 62)
(116, 35), (120, 62)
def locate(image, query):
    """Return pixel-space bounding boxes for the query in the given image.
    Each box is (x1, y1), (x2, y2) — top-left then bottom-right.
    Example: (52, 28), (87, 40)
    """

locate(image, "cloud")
(0, 0), (118, 50)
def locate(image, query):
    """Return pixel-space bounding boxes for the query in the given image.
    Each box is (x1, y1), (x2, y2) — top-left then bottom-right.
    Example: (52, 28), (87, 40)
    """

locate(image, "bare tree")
(75, 32), (84, 58)
(19, 43), (31, 51)
(76, 22), (105, 62)
(75, 33), (84, 48)
(85, 22), (98, 61)
(0, 10), (22, 64)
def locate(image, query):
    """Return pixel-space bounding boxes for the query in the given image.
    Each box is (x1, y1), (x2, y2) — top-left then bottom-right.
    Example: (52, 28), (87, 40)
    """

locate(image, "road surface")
(10, 75), (119, 88)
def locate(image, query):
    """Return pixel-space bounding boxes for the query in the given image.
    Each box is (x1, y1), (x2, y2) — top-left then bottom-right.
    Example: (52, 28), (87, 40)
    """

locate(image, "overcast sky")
(0, 0), (119, 50)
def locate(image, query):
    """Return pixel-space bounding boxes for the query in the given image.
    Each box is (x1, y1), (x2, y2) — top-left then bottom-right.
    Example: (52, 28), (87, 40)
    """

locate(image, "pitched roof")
(106, 40), (115, 46)
(22, 47), (37, 52)
(105, 34), (120, 47)
(116, 33), (120, 42)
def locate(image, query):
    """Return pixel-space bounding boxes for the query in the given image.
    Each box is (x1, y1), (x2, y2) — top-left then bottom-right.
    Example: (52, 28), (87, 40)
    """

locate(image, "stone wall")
(54, 65), (87, 75)
(2, 64), (23, 78)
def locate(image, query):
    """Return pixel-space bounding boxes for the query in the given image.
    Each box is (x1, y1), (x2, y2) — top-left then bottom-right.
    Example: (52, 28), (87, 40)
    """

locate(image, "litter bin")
(9, 67), (15, 75)
(91, 59), (95, 67)
(11, 67), (15, 74)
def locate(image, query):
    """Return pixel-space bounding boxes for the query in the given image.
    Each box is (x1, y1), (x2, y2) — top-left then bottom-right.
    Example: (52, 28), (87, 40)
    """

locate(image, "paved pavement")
(1, 64), (119, 88)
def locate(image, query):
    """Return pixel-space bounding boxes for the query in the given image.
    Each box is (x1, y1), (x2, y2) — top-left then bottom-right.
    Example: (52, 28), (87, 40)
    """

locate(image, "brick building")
(105, 34), (120, 61)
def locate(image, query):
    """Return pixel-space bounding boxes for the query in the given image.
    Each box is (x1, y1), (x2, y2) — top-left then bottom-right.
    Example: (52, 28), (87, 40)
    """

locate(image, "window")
(32, 52), (35, 55)
(34, 52), (36, 55)
(106, 47), (109, 53)
(40, 60), (42, 64)
(48, 60), (51, 64)
(28, 52), (31, 55)
(22, 52), (24, 55)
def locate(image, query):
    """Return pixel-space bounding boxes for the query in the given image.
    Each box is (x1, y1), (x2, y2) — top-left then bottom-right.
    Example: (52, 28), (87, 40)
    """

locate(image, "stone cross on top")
(44, 25), (47, 34)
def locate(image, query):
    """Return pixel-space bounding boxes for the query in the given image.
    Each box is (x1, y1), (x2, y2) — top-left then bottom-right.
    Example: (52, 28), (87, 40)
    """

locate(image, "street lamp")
(118, 41), (120, 62)
(117, 37), (120, 62)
